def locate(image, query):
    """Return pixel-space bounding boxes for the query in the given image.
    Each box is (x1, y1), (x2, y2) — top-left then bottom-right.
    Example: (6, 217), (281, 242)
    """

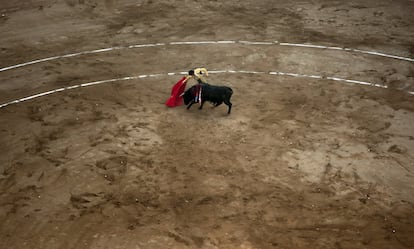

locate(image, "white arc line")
(238, 41), (274, 45)
(278, 42), (414, 62)
(1, 40), (413, 72)
(0, 43), (166, 72)
(1, 70), (411, 109)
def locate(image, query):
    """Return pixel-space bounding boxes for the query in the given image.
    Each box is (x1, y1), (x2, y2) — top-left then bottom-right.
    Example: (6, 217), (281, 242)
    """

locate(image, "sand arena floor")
(0, 0), (414, 248)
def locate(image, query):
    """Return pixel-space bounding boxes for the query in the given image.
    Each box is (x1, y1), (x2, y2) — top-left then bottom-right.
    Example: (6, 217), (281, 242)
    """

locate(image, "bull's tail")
(225, 87), (233, 115)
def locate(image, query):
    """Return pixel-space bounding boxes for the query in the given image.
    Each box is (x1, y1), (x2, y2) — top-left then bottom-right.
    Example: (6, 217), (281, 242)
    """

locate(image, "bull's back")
(204, 85), (233, 97)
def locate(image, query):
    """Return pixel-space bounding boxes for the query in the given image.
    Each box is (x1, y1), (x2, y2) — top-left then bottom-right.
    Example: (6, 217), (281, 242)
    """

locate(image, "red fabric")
(165, 76), (187, 107)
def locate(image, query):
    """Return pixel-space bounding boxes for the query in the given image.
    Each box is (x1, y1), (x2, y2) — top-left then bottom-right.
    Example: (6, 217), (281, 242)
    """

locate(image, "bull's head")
(182, 86), (195, 105)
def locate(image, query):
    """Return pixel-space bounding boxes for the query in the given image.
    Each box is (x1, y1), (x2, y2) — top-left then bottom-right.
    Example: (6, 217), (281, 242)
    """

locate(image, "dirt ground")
(1, 0), (414, 248)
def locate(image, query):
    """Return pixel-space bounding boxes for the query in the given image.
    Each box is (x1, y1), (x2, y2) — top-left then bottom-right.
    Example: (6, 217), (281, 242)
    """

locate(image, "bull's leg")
(186, 100), (195, 110)
(199, 100), (206, 110)
(224, 99), (232, 114)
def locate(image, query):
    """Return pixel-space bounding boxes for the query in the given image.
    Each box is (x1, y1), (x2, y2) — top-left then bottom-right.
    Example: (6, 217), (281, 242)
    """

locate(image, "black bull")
(182, 83), (233, 114)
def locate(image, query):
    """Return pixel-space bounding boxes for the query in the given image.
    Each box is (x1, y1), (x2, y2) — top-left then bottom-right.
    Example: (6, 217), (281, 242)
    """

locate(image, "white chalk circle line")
(1, 70), (412, 109)
(0, 40), (413, 73)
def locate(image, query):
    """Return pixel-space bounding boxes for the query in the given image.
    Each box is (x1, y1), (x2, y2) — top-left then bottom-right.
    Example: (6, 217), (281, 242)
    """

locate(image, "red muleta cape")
(165, 76), (187, 107)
